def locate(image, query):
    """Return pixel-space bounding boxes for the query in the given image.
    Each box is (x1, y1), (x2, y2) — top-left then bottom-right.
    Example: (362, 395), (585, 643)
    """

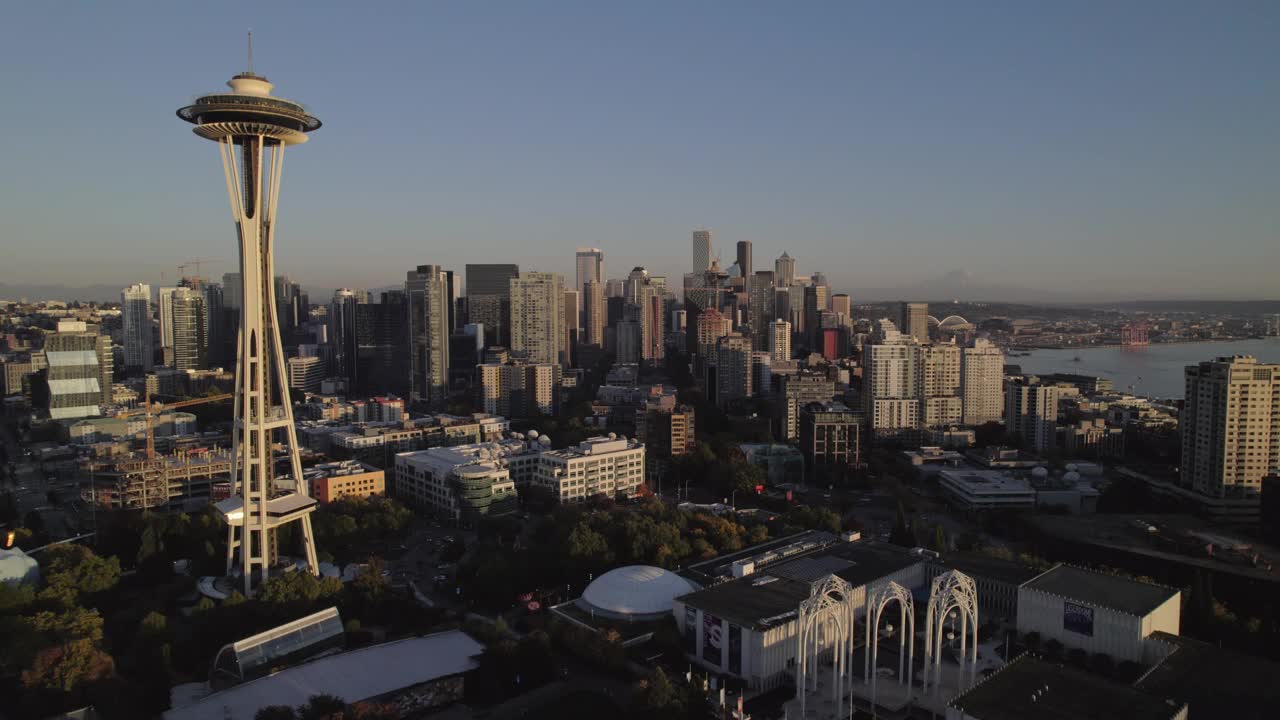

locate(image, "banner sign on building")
(703, 613), (724, 666)
(1064, 601), (1095, 637)
(728, 623), (742, 674)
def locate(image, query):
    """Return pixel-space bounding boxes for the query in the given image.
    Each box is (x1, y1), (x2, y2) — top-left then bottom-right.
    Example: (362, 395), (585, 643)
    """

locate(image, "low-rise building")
(394, 440), (531, 522)
(674, 539), (924, 690)
(306, 460), (385, 503)
(937, 469), (1036, 510)
(534, 436), (646, 503)
(946, 654), (1187, 720)
(1016, 564), (1180, 663)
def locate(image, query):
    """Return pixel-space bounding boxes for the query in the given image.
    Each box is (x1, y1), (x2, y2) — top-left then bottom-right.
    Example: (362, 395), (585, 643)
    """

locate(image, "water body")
(1010, 338), (1280, 400)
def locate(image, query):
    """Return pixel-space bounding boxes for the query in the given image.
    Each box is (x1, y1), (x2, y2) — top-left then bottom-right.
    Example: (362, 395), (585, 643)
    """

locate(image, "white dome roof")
(581, 565), (694, 617)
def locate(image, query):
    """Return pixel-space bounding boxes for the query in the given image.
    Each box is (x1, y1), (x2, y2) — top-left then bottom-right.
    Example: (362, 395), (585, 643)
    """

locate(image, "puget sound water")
(1009, 338), (1280, 400)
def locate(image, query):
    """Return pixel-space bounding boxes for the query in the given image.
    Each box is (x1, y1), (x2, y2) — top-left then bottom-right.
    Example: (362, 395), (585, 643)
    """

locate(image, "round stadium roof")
(581, 565), (695, 618)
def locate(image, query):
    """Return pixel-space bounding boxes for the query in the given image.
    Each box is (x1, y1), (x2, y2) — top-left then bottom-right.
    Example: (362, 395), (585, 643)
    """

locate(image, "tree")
(632, 667), (683, 719)
(37, 545), (121, 607)
(1022, 631), (1041, 652)
(298, 694), (347, 720)
(255, 707), (298, 720)
(889, 503), (916, 547)
(1090, 652), (1115, 678)
(932, 524), (948, 553)
(21, 638), (114, 693)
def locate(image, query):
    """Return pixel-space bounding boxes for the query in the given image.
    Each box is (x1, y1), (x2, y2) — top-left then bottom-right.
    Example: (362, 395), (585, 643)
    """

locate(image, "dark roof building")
(1136, 632), (1280, 720)
(1022, 564), (1179, 617)
(948, 654), (1187, 720)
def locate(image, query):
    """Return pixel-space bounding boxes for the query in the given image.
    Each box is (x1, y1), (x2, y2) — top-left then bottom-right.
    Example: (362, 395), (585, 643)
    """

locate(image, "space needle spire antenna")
(177, 47), (322, 594)
(246, 29), (253, 74)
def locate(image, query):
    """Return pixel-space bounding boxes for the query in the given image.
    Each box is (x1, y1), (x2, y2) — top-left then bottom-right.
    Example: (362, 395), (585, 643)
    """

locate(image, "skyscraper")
(961, 338), (1004, 425)
(864, 320), (921, 439)
(1005, 378), (1060, 451)
(748, 271), (777, 351)
(830, 294), (852, 326)
(39, 321), (111, 419)
(803, 284), (830, 347)
(575, 248), (604, 299)
(692, 229), (712, 273)
(203, 282), (225, 366)
(406, 266), (451, 406)
(222, 272), (242, 310)
(510, 272), (566, 366)
(736, 240), (753, 279)
(638, 284), (665, 364)
(170, 286), (207, 371)
(919, 342), (962, 428)
(715, 333), (753, 408)
(564, 288), (580, 365)
(775, 252), (796, 287)
(466, 263), (519, 349)
(354, 290), (409, 397)
(1182, 356), (1280, 499)
(583, 279), (605, 348)
(898, 302), (930, 344)
(769, 319), (792, 363)
(696, 308), (732, 360)
(330, 289), (358, 382)
(158, 286), (178, 352)
(178, 58), (320, 590)
(121, 283), (154, 375)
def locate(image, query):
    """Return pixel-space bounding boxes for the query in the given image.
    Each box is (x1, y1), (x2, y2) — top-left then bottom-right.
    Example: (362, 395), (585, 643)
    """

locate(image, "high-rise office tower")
(121, 283), (154, 375)
(769, 319), (792, 363)
(39, 320), (111, 419)
(1182, 356), (1280, 498)
(638, 284), (665, 364)
(158, 286), (178, 351)
(919, 342), (963, 428)
(1005, 378), (1060, 451)
(171, 286), (207, 371)
(222, 272), (242, 310)
(624, 266), (649, 305)
(406, 266), (451, 406)
(203, 282), (225, 366)
(575, 248), (604, 300)
(830, 294), (852, 326)
(510, 272), (566, 366)
(961, 338), (1005, 425)
(330, 289), (358, 382)
(274, 275), (302, 337)
(898, 302), (930, 344)
(692, 229), (712, 273)
(564, 289), (580, 365)
(466, 264), (518, 349)
(355, 289), (409, 397)
(616, 320), (641, 363)
(748, 271), (777, 351)
(864, 319), (922, 438)
(178, 58), (320, 589)
(715, 333), (753, 408)
(736, 240), (753, 279)
(775, 252), (796, 287)
(696, 308), (732, 360)
(583, 279), (605, 348)
(803, 284), (830, 347)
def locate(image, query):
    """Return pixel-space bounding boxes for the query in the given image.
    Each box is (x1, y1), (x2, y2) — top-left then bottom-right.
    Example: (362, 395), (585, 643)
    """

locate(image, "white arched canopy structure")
(923, 570), (980, 697)
(864, 581), (915, 708)
(795, 574), (856, 719)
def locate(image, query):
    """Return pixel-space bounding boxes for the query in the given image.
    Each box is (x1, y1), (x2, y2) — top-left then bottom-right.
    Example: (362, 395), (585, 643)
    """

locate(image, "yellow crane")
(115, 388), (233, 459)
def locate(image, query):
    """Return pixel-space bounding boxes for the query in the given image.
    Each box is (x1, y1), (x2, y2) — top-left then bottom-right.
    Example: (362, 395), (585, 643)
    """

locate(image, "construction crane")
(115, 388), (233, 459)
(177, 258), (217, 283)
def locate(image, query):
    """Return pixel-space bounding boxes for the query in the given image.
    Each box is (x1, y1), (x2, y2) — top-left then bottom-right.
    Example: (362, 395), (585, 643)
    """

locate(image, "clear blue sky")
(1, 1), (1277, 300)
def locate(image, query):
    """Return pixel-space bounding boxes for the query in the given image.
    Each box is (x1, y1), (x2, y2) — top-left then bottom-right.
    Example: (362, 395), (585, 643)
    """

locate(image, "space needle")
(177, 40), (320, 593)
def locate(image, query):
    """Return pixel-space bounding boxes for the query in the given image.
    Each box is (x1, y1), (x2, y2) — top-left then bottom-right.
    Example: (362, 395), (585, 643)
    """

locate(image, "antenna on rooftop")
(247, 29), (254, 73)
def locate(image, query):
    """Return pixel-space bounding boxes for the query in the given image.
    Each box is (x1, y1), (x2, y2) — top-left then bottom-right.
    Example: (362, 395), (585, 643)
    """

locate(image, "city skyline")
(2, 2), (1278, 301)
